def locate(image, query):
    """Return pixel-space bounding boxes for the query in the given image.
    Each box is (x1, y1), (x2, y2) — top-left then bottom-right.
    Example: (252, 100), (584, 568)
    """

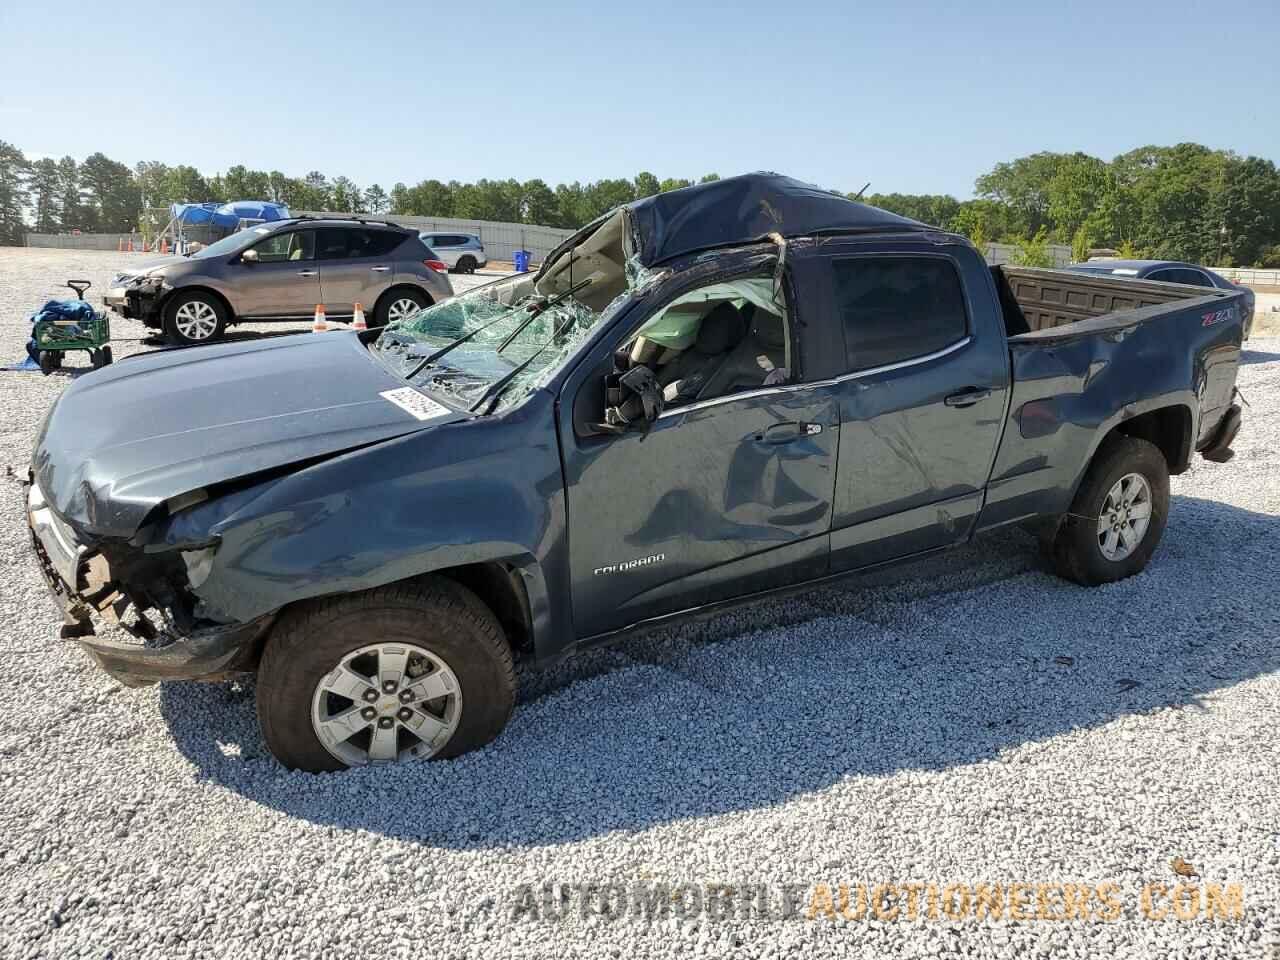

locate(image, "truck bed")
(978, 265), (1247, 531)
(991, 265), (1232, 337)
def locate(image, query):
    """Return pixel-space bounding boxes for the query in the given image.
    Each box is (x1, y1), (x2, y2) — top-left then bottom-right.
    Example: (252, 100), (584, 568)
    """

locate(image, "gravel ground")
(1, 247), (1278, 959)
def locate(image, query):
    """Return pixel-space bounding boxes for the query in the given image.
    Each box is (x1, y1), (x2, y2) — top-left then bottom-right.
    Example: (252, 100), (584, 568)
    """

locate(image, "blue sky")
(3, 0), (1277, 198)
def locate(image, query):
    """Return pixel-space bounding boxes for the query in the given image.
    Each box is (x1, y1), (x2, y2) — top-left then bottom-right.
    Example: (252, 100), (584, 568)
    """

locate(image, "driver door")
(556, 263), (839, 639)
(236, 229), (319, 318)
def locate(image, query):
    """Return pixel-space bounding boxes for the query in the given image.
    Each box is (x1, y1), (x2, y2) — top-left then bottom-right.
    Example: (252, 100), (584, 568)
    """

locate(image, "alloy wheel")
(1096, 472), (1152, 561)
(310, 642), (461, 765)
(173, 301), (219, 340)
(386, 298), (422, 325)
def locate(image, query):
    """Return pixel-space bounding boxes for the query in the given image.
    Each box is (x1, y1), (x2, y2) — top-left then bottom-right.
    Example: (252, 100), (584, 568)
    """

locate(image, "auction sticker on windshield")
(380, 388), (453, 421)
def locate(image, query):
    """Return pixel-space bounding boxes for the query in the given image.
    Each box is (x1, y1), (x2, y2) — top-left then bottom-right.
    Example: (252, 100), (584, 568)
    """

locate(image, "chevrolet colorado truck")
(27, 174), (1246, 771)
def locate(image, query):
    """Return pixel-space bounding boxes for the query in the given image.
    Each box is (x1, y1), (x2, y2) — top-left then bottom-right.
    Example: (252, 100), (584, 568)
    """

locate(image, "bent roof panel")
(627, 172), (927, 266)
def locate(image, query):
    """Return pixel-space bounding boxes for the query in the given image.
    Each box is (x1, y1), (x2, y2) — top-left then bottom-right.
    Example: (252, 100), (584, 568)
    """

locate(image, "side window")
(359, 230), (404, 257)
(832, 257), (968, 372)
(624, 276), (792, 408)
(316, 228), (351, 261)
(1146, 269), (1174, 283)
(252, 230), (313, 263)
(1186, 270), (1215, 288)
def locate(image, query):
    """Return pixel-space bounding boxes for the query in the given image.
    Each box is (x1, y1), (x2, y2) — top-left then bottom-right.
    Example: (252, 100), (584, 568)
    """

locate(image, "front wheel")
(255, 578), (516, 771)
(1048, 435), (1170, 586)
(164, 291), (227, 346)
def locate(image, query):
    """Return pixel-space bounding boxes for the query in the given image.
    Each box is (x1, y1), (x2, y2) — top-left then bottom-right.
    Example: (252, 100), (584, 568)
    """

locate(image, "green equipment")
(31, 281), (113, 375)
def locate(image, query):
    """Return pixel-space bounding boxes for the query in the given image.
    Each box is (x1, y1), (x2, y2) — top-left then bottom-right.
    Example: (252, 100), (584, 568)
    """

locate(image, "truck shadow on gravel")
(159, 494), (1280, 849)
(1242, 347), (1280, 366)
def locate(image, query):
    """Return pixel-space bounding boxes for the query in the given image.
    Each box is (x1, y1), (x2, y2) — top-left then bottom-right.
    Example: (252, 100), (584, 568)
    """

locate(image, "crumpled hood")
(33, 334), (468, 538)
(115, 256), (185, 280)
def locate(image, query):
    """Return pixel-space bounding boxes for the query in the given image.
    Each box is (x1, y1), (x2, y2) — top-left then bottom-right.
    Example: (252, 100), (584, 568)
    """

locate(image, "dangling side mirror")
(594, 365), (664, 434)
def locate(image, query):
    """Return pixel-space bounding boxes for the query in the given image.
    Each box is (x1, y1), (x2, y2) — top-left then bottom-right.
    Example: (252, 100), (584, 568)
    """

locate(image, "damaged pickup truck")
(27, 173), (1246, 771)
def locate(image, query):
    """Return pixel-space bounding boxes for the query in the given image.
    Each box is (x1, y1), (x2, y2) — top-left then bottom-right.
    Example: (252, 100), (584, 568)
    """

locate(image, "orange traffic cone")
(352, 302), (368, 331)
(313, 304), (328, 332)
(160, 238), (169, 254)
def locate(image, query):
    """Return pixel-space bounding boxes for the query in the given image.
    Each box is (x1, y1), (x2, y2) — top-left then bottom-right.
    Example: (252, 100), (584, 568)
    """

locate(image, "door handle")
(754, 421), (821, 444)
(296, 270), (317, 278)
(944, 387), (992, 408)
(370, 266), (391, 273)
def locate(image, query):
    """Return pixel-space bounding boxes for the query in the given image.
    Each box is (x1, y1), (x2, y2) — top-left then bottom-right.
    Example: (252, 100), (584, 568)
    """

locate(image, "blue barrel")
(513, 249), (530, 273)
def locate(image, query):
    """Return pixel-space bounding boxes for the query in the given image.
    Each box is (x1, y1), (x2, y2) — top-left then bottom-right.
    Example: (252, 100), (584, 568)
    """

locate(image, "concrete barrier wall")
(984, 242), (1073, 267)
(25, 233), (154, 251)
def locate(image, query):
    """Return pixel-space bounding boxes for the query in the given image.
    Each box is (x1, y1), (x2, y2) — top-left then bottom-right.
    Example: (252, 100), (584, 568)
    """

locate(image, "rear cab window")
(830, 256), (969, 372)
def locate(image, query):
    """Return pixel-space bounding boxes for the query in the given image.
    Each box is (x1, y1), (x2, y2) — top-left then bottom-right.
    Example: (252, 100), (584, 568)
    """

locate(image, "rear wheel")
(375, 288), (430, 328)
(456, 255), (478, 274)
(1048, 435), (1170, 586)
(164, 291), (227, 346)
(256, 578), (516, 771)
(91, 346), (113, 369)
(38, 351), (58, 375)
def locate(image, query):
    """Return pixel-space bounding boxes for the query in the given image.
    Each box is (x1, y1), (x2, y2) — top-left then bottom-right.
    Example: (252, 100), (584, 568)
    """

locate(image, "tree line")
(866, 144), (1280, 268)
(1, 140), (1277, 266)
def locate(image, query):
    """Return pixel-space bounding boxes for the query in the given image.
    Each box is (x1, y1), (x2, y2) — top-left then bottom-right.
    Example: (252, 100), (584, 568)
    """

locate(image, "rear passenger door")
(316, 228), (403, 317)
(821, 245), (1008, 571)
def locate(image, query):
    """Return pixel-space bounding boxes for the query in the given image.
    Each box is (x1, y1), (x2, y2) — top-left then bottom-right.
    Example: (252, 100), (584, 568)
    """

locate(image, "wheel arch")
(161, 284), (235, 324)
(1070, 400), (1195, 505)
(239, 553), (547, 674)
(1109, 404), (1194, 475)
(374, 284), (435, 321)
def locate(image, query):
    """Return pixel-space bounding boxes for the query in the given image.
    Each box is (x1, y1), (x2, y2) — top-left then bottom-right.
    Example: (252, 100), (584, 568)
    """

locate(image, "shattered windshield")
(370, 279), (615, 414)
(371, 207), (663, 414)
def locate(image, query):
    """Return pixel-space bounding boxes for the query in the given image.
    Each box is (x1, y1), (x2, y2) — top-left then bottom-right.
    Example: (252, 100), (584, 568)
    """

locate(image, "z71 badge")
(1201, 307), (1235, 327)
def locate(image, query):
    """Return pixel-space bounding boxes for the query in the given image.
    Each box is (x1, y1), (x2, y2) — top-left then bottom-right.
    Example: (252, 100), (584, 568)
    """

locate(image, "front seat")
(658, 302), (745, 403)
(697, 303), (789, 398)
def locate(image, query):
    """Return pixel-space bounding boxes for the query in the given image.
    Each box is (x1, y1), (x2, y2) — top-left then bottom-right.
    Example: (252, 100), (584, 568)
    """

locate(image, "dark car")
(103, 218), (455, 345)
(1067, 259), (1255, 339)
(28, 175), (1246, 771)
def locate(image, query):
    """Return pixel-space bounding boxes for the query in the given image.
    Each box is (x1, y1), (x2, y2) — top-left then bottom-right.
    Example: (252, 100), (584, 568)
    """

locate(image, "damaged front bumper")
(26, 481), (270, 687)
(103, 279), (163, 325)
(75, 617), (273, 688)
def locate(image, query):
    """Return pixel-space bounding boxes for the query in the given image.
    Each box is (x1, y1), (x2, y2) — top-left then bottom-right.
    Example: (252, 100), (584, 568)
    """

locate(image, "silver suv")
(418, 232), (487, 273)
(105, 218), (455, 345)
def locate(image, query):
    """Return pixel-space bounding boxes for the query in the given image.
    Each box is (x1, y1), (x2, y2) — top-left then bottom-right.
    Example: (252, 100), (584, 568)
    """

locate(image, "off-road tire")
(256, 577), (516, 772)
(163, 291), (228, 346)
(1048, 435), (1170, 586)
